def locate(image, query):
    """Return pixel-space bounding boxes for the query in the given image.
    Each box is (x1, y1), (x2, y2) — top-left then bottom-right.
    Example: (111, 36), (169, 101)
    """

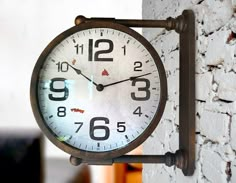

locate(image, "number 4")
(133, 106), (142, 117)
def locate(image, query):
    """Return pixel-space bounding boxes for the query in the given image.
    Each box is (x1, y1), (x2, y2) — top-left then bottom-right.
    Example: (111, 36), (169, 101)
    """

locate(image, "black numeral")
(56, 62), (69, 72)
(88, 39), (113, 61)
(122, 45), (126, 55)
(134, 61), (142, 71)
(117, 122), (126, 133)
(74, 122), (83, 133)
(75, 44), (84, 54)
(49, 78), (69, 101)
(131, 78), (150, 101)
(90, 117), (110, 141)
(57, 106), (66, 117)
(133, 106), (142, 117)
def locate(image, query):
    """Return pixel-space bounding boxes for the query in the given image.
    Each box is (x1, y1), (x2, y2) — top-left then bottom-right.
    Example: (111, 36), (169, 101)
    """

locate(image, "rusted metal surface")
(70, 150), (185, 167)
(178, 10), (196, 176)
(75, 14), (187, 32)
(75, 15), (174, 29)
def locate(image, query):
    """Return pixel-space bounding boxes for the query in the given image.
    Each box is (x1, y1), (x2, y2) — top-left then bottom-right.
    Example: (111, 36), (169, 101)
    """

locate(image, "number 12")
(88, 39), (114, 62)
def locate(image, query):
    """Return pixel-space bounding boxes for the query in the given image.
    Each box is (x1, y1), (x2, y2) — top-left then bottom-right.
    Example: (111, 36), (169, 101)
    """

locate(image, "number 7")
(74, 122), (83, 133)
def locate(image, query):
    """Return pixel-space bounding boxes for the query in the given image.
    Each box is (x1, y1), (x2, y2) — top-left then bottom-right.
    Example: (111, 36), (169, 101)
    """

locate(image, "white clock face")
(34, 23), (166, 157)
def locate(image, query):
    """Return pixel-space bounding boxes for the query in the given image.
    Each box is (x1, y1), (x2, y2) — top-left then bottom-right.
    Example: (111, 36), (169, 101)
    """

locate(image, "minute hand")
(67, 63), (98, 86)
(103, 72), (151, 88)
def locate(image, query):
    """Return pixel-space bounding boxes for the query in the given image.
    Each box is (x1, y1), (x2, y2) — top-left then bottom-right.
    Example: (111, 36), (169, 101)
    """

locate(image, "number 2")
(134, 61), (142, 71)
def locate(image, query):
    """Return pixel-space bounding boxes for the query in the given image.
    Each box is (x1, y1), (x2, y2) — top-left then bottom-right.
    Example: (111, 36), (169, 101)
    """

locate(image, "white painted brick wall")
(142, 0), (236, 182)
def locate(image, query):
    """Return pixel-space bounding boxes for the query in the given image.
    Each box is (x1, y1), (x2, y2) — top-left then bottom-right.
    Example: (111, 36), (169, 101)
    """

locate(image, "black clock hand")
(96, 72), (151, 91)
(67, 63), (98, 86)
(129, 72), (152, 81)
(105, 72), (151, 87)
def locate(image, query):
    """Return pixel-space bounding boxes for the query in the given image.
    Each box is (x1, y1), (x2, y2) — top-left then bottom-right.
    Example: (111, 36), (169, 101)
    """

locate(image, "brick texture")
(142, 0), (236, 182)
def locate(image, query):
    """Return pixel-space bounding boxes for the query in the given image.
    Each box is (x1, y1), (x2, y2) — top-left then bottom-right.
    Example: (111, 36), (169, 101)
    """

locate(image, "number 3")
(131, 78), (150, 101)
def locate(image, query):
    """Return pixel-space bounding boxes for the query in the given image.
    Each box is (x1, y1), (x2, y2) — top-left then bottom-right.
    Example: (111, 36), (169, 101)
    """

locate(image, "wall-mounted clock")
(30, 10), (195, 176)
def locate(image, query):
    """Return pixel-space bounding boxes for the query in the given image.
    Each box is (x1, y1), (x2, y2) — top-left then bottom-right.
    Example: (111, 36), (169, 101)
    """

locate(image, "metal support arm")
(75, 13), (186, 33)
(70, 150), (185, 168)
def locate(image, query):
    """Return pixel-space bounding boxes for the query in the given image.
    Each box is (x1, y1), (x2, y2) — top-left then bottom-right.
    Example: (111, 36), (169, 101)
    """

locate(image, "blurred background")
(0, 0), (142, 182)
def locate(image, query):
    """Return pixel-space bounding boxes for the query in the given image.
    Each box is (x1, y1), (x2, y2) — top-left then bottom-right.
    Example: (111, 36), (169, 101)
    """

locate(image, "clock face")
(31, 21), (167, 160)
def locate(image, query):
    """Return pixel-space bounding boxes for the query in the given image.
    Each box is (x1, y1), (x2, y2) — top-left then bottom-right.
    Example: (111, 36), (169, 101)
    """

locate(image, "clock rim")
(30, 20), (167, 161)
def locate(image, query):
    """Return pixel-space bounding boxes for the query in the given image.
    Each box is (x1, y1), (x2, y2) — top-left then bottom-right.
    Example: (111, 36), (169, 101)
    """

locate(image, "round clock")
(30, 19), (167, 161)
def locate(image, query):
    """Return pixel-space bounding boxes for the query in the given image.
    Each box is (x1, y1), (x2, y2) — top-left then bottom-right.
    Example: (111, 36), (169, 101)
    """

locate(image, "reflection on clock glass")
(37, 28), (161, 152)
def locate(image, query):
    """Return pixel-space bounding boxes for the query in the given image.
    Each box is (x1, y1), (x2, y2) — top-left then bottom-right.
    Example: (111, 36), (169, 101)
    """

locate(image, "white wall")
(142, 0), (236, 182)
(0, 0), (141, 158)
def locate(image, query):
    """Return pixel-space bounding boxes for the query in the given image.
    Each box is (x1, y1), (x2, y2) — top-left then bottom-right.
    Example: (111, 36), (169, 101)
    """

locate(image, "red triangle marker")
(102, 69), (109, 76)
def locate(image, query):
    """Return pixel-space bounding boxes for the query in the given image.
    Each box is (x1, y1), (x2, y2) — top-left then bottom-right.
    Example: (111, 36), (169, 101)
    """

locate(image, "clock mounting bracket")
(71, 9), (195, 176)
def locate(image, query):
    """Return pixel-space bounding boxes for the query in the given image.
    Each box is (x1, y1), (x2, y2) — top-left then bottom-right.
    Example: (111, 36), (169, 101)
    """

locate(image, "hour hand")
(129, 72), (152, 81)
(67, 63), (98, 86)
(101, 72), (151, 88)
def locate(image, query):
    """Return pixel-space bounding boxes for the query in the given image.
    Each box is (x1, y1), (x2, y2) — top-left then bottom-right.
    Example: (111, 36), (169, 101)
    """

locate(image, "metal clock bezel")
(30, 21), (167, 160)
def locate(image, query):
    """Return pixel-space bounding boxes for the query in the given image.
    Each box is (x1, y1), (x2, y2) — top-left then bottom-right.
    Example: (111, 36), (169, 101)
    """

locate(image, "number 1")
(122, 45), (126, 55)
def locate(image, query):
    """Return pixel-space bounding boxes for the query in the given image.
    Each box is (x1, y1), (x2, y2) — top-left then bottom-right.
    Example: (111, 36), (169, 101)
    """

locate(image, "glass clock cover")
(30, 21), (167, 160)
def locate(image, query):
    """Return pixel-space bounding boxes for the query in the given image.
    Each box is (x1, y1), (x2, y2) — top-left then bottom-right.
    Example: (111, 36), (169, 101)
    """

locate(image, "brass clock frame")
(71, 9), (196, 176)
(30, 9), (195, 176)
(30, 21), (167, 161)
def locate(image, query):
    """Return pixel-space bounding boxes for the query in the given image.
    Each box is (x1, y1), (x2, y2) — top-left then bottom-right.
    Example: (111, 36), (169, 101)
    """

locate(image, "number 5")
(117, 122), (126, 132)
